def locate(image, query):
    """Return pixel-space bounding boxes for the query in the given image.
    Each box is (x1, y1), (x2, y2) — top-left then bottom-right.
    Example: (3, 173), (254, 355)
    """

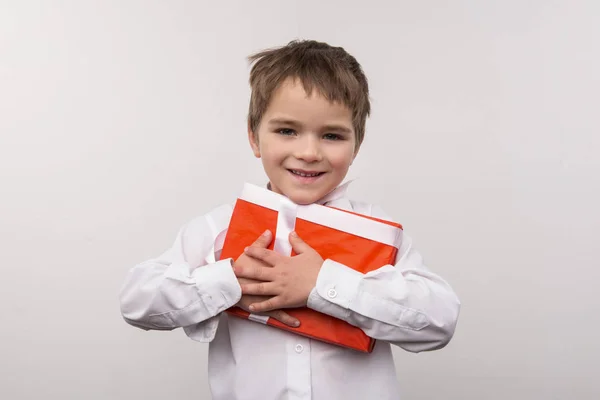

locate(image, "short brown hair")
(247, 40), (370, 148)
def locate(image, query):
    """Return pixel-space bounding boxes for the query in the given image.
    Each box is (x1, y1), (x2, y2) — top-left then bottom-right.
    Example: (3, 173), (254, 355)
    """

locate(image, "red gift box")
(220, 183), (403, 353)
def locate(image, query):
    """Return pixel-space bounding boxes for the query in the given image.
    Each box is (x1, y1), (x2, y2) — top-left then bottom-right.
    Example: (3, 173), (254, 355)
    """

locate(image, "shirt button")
(327, 288), (337, 298)
(295, 344), (304, 353)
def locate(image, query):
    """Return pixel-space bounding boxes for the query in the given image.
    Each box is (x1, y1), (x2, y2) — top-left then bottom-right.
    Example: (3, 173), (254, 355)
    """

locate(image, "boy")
(120, 40), (460, 400)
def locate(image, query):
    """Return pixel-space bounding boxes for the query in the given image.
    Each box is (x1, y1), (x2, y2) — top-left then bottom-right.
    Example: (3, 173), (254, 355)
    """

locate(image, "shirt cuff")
(183, 316), (220, 343)
(191, 258), (241, 316)
(308, 259), (363, 310)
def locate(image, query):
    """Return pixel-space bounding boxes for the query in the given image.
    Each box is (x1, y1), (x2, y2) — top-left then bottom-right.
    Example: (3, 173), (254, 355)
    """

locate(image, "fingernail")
(263, 230), (271, 237)
(249, 305), (255, 311)
(290, 231), (298, 237)
(293, 321), (300, 327)
(244, 247), (249, 252)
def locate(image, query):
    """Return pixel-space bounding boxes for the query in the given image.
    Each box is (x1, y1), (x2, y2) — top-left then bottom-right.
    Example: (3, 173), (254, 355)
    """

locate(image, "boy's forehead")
(265, 78), (353, 122)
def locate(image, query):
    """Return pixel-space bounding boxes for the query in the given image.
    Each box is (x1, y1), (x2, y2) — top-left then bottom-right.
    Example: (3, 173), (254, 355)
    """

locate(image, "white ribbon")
(273, 196), (298, 256)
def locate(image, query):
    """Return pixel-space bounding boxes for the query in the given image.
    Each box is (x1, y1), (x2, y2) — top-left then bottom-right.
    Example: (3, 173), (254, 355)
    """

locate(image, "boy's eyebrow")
(322, 124), (353, 134)
(268, 118), (352, 133)
(267, 118), (303, 128)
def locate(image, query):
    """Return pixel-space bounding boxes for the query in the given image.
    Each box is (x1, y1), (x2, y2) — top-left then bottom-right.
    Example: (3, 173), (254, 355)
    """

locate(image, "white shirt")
(119, 188), (461, 400)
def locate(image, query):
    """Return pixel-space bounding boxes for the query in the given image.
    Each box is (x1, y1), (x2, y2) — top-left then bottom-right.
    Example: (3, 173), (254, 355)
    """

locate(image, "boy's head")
(247, 40), (371, 205)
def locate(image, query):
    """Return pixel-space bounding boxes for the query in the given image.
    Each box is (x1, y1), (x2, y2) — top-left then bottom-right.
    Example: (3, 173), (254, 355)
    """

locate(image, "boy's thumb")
(252, 229), (272, 248)
(289, 231), (309, 254)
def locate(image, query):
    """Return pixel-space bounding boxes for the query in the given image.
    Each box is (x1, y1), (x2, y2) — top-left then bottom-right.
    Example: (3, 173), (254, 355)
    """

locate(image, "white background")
(1, 1), (599, 399)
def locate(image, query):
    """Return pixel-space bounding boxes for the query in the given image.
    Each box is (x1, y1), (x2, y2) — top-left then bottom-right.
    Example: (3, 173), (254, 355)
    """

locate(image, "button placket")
(287, 337), (311, 399)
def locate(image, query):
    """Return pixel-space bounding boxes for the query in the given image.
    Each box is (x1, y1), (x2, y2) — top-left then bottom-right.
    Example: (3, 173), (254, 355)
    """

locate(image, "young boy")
(120, 40), (460, 400)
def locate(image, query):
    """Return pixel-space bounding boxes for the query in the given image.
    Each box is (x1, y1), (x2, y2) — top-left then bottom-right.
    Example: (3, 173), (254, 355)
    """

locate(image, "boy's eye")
(323, 133), (344, 141)
(277, 128), (296, 136)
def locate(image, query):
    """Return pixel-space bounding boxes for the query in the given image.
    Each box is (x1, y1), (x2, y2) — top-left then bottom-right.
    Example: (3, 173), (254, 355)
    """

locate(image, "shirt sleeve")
(306, 205), (461, 353)
(119, 204), (241, 342)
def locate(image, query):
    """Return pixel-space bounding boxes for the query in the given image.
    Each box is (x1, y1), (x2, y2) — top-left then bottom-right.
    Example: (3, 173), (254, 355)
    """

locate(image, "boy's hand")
(235, 277), (299, 327)
(233, 230), (300, 328)
(234, 231), (324, 312)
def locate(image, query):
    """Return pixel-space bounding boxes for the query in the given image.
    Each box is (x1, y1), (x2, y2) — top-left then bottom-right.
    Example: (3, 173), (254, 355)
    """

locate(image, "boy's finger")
(241, 281), (278, 296)
(249, 296), (280, 313)
(251, 230), (272, 248)
(289, 231), (311, 254)
(244, 246), (280, 266)
(267, 310), (300, 328)
(234, 265), (276, 282)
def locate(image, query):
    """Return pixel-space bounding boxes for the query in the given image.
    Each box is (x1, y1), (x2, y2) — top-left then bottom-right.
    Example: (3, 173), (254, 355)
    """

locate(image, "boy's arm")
(307, 234), (460, 353)
(119, 205), (241, 340)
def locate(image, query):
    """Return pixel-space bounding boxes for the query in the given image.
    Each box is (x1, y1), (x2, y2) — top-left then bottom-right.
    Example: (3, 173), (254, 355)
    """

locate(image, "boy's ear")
(248, 123), (261, 158)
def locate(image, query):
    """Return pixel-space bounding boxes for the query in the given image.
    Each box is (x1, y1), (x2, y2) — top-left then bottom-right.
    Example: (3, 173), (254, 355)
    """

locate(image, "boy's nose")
(294, 136), (322, 163)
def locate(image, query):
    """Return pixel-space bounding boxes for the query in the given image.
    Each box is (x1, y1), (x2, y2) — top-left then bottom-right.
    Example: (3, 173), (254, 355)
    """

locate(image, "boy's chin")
(283, 189), (326, 205)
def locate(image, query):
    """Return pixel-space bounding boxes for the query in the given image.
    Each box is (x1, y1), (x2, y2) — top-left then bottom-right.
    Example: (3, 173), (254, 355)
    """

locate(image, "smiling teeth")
(291, 170), (321, 177)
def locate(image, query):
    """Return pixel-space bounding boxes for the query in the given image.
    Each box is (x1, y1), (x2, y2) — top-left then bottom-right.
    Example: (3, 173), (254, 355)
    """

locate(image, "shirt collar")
(316, 180), (353, 205)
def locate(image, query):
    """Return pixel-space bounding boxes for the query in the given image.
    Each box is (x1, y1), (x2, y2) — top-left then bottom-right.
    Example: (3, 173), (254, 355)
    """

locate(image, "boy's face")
(249, 78), (358, 205)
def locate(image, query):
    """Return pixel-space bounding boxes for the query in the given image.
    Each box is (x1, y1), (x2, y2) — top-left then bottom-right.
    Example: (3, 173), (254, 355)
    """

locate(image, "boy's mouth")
(288, 169), (325, 178)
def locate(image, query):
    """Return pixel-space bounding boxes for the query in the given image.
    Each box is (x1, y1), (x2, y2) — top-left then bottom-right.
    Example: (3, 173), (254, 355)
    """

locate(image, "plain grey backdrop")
(1, 1), (599, 399)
